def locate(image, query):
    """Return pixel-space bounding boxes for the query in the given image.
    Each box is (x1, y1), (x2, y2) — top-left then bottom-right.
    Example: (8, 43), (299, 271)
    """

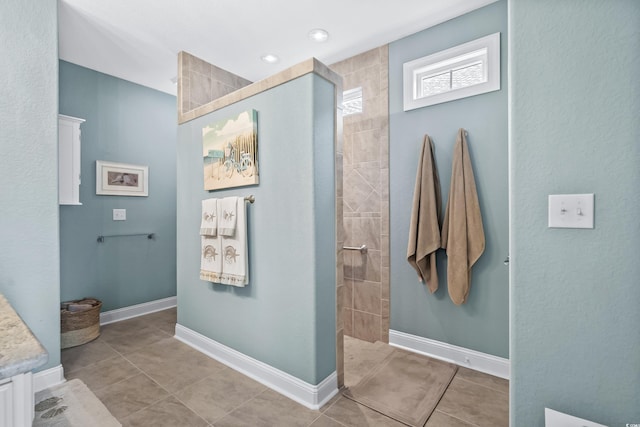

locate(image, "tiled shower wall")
(331, 46), (390, 343)
(177, 51), (252, 122)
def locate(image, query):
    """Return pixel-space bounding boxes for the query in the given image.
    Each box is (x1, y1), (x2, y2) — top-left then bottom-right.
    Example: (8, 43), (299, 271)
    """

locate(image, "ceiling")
(58, 0), (497, 95)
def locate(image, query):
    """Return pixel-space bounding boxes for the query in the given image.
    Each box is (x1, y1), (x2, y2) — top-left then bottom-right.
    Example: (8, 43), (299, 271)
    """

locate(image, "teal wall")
(510, 0), (640, 425)
(0, 0), (60, 371)
(389, 1), (508, 358)
(59, 61), (177, 311)
(177, 73), (336, 384)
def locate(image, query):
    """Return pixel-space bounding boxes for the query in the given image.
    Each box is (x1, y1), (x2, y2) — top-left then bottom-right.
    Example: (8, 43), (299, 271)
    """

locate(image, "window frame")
(403, 32), (501, 111)
(342, 86), (363, 116)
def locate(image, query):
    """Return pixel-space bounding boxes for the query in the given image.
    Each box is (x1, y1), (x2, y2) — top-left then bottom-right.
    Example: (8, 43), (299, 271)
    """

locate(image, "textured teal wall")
(59, 61), (177, 311)
(0, 0), (60, 371)
(510, 0), (640, 425)
(389, 1), (509, 358)
(177, 73), (336, 385)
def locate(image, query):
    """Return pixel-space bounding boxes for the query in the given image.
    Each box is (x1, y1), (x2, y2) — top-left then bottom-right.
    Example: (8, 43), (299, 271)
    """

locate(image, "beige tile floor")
(61, 308), (508, 426)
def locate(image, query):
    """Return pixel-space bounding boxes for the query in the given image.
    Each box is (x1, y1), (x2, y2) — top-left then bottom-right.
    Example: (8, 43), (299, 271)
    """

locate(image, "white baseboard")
(100, 296), (177, 325)
(389, 330), (510, 380)
(175, 324), (338, 410)
(33, 365), (65, 392)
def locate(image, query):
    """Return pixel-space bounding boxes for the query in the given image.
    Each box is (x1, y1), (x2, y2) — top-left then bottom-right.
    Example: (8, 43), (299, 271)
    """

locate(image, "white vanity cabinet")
(58, 114), (85, 205)
(0, 373), (34, 427)
(0, 378), (12, 427)
(0, 294), (47, 427)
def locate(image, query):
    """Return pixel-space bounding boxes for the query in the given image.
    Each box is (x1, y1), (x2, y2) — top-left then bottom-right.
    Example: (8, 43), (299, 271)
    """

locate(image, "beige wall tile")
(344, 278), (353, 310)
(381, 202), (390, 235)
(349, 217), (381, 250)
(353, 311), (381, 342)
(364, 250), (381, 282)
(354, 161), (381, 190)
(190, 73), (212, 108)
(381, 299), (389, 326)
(344, 308), (353, 336)
(352, 129), (381, 163)
(381, 267), (390, 296)
(380, 165), (389, 197)
(336, 329), (344, 387)
(352, 47), (381, 71)
(344, 167), (375, 212)
(189, 54), (212, 76)
(357, 189), (381, 214)
(354, 281), (381, 315)
(381, 234), (389, 268)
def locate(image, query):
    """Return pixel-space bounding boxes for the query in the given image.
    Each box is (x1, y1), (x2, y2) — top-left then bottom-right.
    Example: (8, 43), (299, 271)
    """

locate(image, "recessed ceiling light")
(260, 54), (279, 64)
(308, 28), (329, 43)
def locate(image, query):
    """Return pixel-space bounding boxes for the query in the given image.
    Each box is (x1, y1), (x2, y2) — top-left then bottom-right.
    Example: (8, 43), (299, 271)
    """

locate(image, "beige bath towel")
(441, 129), (485, 305)
(407, 135), (442, 293)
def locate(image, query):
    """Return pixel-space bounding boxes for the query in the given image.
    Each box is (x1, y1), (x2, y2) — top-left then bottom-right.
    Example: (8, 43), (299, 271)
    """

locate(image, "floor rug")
(343, 347), (458, 427)
(33, 379), (120, 427)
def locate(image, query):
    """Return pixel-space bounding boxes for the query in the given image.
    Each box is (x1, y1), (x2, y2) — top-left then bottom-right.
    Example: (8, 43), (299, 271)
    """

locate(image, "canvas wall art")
(203, 109), (259, 191)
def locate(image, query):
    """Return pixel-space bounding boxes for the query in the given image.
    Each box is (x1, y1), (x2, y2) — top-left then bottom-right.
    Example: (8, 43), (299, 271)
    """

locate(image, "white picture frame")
(96, 160), (148, 196)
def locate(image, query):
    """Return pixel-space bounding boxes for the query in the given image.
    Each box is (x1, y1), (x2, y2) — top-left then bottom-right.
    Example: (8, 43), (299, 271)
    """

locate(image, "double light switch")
(548, 194), (594, 229)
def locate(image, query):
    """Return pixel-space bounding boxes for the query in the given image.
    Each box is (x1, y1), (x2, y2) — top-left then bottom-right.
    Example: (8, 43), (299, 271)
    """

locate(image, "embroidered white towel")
(218, 197), (248, 286)
(200, 234), (222, 282)
(219, 197), (238, 236)
(200, 198), (218, 236)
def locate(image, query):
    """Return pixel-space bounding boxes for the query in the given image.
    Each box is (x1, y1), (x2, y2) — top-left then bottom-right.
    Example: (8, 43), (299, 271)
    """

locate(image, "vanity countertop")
(0, 294), (48, 380)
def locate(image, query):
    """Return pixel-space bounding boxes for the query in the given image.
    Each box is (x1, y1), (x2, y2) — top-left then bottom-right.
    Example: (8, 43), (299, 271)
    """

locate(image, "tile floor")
(61, 308), (508, 426)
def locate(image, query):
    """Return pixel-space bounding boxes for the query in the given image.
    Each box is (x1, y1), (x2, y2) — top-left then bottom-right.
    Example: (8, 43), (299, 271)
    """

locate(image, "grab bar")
(343, 244), (368, 254)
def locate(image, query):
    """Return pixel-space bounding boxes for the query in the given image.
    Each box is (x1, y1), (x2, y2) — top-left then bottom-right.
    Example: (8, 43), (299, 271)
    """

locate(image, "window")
(403, 33), (500, 111)
(342, 87), (363, 116)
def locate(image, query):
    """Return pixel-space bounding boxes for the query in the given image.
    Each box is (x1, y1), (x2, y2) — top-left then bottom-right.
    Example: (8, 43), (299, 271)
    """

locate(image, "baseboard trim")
(175, 324), (338, 410)
(33, 365), (65, 392)
(389, 330), (510, 380)
(100, 296), (177, 325)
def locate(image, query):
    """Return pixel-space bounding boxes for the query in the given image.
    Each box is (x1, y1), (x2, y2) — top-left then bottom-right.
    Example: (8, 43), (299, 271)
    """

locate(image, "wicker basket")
(60, 298), (102, 349)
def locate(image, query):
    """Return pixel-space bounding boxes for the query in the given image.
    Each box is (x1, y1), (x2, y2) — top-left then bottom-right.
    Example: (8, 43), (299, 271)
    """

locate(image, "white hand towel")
(219, 197), (238, 236)
(200, 198), (218, 236)
(200, 234), (222, 282)
(218, 197), (248, 286)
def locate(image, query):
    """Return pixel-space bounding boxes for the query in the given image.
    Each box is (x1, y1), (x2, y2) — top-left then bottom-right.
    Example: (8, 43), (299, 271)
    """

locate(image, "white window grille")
(403, 33), (500, 111)
(342, 87), (363, 116)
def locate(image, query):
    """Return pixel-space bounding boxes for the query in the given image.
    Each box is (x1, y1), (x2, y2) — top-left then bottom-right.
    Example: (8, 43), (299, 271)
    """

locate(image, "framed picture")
(202, 109), (259, 191)
(96, 161), (148, 196)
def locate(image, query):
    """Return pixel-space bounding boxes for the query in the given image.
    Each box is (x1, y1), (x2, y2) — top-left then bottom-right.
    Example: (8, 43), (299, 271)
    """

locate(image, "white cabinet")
(0, 373), (34, 427)
(58, 114), (85, 205)
(0, 378), (12, 427)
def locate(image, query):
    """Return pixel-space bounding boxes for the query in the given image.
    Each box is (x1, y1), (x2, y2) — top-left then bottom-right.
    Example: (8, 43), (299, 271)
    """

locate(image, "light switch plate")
(548, 194), (594, 229)
(113, 209), (126, 221)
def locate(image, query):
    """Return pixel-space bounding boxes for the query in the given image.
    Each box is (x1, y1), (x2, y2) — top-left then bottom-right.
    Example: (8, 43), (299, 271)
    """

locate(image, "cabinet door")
(58, 115), (85, 205)
(0, 380), (13, 427)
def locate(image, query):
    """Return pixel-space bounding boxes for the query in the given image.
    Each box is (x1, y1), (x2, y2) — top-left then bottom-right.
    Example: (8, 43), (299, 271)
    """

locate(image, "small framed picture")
(96, 161), (148, 196)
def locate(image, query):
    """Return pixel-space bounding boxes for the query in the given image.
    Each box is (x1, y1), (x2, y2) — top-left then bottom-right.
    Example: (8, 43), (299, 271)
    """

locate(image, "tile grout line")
(454, 375), (510, 396)
(431, 408), (482, 427)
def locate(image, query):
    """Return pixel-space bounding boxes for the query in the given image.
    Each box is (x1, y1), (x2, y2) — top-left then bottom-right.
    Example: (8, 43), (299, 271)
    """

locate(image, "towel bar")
(244, 195), (255, 203)
(343, 244), (368, 254)
(97, 233), (155, 243)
